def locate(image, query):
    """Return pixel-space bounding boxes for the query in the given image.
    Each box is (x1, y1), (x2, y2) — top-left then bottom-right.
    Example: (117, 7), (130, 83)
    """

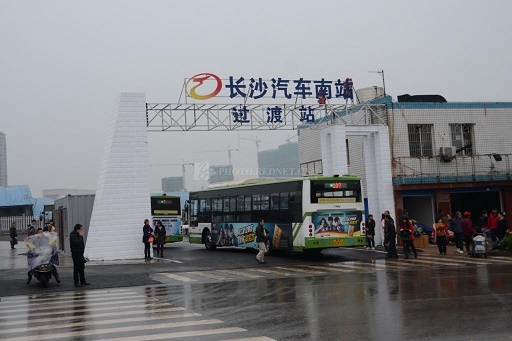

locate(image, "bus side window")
(280, 192), (289, 209)
(261, 194), (270, 210)
(229, 197), (236, 213)
(213, 198), (222, 212)
(200, 199), (207, 213)
(223, 197), (230, 212)
(253, 194), (261, 211)
(271, 193), (280, 210)
(237, 196), (245, 212)
(244, 196), (252, 211)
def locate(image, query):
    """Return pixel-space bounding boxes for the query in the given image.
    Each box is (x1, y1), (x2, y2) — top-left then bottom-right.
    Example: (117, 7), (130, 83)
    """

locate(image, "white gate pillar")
(364, 126), (395, 245)
(85, 93), (151, 260)
(320, 124), (395, 246)
(320, 125), (348, 176)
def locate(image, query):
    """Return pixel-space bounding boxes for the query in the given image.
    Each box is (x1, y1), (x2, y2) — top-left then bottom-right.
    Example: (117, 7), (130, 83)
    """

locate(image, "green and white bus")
(188, 175), (366, 253)
(151, 195), (183, 243)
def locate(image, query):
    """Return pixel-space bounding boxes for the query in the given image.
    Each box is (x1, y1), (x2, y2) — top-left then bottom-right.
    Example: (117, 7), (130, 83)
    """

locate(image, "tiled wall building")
(299, 95), (512, 226)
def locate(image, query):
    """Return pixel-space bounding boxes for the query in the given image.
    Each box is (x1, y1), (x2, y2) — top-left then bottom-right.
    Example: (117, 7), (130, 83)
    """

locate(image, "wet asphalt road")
(1, 240), (512, 340)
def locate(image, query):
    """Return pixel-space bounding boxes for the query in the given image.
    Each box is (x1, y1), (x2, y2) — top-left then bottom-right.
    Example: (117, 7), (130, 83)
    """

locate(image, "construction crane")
(191, 146), (239, 165)
(150, 159), (195, 190)
(239, 136), (261, 154)
(285, 134), (297, 143)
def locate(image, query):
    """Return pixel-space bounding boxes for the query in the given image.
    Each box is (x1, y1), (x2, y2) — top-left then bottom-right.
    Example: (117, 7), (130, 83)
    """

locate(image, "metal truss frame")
(146, 103), (347, 131)
(145, 102), (384, 132)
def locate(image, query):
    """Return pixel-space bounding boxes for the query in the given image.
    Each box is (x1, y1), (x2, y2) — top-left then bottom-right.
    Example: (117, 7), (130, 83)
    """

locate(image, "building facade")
(298, 96), (512, 227)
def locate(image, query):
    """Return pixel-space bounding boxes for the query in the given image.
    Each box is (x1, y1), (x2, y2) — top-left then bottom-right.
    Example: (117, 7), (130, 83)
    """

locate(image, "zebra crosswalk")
(150, 254), (511, 284)
(0, 288), (275, 341)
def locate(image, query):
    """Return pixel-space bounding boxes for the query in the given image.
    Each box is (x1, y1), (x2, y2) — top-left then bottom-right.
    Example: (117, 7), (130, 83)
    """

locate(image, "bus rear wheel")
(204, 230), (216, 251)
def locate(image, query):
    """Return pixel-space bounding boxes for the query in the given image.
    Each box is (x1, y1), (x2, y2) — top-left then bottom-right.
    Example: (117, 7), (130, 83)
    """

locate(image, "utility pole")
(368, 70), (386, 96)
(227, 145), (239, 166)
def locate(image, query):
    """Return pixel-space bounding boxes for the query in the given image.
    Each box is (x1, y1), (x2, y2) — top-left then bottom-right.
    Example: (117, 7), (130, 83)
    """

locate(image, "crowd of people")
(365, 207), (509, 259)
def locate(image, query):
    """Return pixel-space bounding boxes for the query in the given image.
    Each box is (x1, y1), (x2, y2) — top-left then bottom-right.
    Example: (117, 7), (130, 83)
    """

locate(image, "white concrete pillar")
(85, 93), (151, 260)
(372, 126), (395, 245)
(364, 132), (383, 244)
(320, 125), (348, 176)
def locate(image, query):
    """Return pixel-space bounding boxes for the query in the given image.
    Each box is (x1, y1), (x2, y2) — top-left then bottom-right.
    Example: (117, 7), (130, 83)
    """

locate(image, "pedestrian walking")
(398, 209), (409, 225)
(399, 217), (417, 258)
(384, 214), (398, 258)
(461, 212), (475, 254)
(255, 218), (267, 264)
(70, 223), (89, 287)
(449, 212), (464, 254)
(496, 211), (508, 241)
(365, 214), (376, 250)
(434, 218), (448, 254)
(142, 219), (153, 261)
(9, 222), (18, 249)
(381, 210), (392, 250)
(154, 221), (166, 258)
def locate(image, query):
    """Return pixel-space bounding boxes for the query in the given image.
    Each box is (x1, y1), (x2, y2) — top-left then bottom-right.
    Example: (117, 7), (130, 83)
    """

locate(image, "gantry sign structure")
(146, 73), (363, 132)
(145, 102), (364, 132)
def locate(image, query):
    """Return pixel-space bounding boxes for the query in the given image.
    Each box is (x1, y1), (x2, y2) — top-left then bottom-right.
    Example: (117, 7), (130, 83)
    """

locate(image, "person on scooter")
(26, 229), (60, 284)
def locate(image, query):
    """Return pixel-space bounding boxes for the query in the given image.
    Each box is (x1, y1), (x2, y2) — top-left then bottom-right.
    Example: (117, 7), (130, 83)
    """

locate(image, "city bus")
(187, 175), (366, 253)
(151, 195), (183, 243)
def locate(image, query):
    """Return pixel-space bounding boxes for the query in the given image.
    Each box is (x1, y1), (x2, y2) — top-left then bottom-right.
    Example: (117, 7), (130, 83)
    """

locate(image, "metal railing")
(0, 216), (37, 233)
(392, 154), (512, 185)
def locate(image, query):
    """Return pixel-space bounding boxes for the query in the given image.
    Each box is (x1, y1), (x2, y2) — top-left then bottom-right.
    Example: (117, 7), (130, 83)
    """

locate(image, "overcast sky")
(1, 0), (511, 197)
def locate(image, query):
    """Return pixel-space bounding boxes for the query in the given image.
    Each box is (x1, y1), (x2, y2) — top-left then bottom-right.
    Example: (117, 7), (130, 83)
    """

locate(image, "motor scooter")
(26, 232), (60, 287)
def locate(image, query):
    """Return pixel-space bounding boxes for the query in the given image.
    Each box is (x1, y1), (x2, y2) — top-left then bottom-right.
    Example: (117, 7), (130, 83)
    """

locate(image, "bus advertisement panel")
(312, 211), (363, 237)
(211, 222), (292, 250)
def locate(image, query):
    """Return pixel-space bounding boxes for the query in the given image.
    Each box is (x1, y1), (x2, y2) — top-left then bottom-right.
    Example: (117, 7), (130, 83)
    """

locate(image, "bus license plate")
(333, 239), (344, 246)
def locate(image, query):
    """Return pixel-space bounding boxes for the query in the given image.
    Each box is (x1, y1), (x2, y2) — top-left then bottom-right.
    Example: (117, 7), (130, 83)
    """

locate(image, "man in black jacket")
(69, 224), (90, 287)
(384, 214), (398, 258)
(365, 214), (376, 250)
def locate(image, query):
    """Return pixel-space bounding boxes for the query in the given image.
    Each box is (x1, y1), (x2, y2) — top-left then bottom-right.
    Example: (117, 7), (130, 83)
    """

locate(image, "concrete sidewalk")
(401, 240), (511, 259)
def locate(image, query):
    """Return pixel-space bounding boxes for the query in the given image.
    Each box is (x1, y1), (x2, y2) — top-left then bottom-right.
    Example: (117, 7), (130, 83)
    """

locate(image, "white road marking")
(1, 319), (224, 341)
(158, 272), (197, 282)
(100, 327), (247, 341)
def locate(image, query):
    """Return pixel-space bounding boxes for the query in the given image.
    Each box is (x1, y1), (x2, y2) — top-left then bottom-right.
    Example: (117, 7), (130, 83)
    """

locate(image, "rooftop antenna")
(368, 70), (386, 96)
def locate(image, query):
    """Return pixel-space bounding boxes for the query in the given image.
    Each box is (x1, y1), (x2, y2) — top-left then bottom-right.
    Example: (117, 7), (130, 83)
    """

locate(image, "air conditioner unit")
(439, 147), (454, 157)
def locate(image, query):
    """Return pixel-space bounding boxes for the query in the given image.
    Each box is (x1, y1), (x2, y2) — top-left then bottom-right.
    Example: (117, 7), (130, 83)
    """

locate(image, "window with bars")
(450, 123), (474, 155)
(408, 124), (434, 157)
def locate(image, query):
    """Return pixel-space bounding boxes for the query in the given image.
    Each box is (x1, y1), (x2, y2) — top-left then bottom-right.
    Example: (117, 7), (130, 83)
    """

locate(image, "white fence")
(0, 216), (38, 233)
